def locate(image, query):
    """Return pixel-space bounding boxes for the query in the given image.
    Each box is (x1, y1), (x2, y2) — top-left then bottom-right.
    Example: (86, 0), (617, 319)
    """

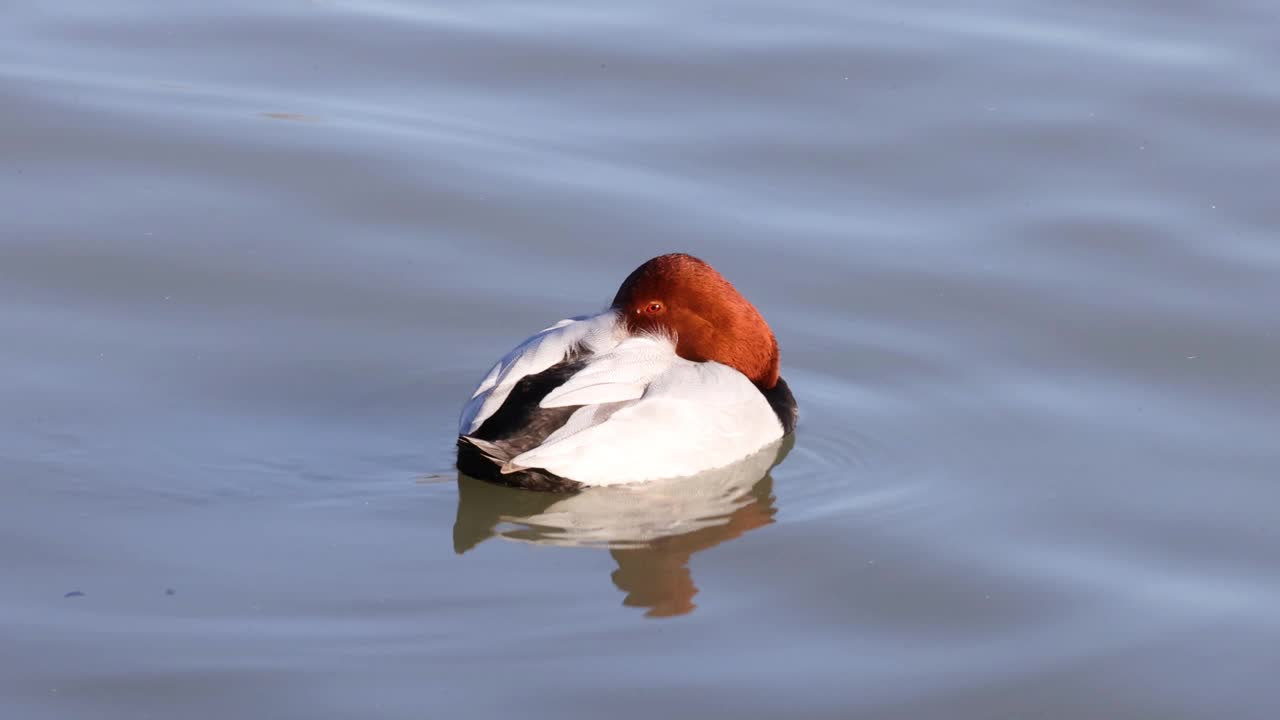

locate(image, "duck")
(456, 253), (797, 492)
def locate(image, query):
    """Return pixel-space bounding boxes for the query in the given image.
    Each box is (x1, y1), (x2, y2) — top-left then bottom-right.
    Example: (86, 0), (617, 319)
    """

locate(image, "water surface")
(3, 1), (1278, 718)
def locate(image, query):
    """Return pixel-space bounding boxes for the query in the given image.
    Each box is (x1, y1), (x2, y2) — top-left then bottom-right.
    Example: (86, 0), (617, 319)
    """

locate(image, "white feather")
(505, 339), (784, 486)
(538, 335), (671, 408)
(458, 311), (623, 435)
(460, 313), (785, 487)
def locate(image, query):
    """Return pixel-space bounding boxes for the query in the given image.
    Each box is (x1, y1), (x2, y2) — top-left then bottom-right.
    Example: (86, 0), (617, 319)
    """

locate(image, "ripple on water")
(773, 370), (941, 526)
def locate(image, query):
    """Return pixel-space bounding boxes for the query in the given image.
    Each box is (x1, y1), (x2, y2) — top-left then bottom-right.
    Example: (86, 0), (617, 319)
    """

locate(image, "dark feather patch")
(456, 358), (588, 493)
(761, 376), (798, 435)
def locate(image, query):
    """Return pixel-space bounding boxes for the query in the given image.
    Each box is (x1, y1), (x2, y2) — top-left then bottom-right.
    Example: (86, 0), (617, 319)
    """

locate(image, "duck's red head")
(611, 253), (780, 389)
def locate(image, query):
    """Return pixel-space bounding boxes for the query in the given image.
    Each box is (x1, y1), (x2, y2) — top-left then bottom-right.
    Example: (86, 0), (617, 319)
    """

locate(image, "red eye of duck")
(644, 302), (663, 314)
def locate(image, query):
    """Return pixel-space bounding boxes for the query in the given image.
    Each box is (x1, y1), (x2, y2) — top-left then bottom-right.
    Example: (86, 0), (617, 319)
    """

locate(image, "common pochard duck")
(457, 253), (797, 491)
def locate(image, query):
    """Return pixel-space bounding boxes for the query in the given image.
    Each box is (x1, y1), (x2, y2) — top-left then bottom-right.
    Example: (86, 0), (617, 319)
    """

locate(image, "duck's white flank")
(459, 311), (784, 486)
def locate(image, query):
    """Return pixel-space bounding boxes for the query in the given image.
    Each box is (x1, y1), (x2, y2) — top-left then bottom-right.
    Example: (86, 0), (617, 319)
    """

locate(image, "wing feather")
(459, 311), (621, 435)
(538, 335), (672, 408)
(461, 314), (784, 487)
(506, 356), (784, 486)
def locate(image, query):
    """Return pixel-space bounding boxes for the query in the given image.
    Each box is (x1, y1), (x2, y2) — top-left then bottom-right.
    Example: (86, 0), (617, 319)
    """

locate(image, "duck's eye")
(645, 302), (664, 314)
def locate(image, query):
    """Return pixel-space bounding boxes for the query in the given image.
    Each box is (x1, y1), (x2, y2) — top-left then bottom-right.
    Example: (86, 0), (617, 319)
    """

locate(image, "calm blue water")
(3, 1), (1278, 718)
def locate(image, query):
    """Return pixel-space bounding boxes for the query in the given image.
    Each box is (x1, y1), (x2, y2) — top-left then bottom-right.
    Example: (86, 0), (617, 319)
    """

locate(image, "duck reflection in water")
(453, 437), (791, 617)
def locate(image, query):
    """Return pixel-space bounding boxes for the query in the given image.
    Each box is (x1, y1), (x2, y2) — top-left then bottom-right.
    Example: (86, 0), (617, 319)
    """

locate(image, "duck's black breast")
(761, 376), (798, 435)
(456, 358), (587, 493)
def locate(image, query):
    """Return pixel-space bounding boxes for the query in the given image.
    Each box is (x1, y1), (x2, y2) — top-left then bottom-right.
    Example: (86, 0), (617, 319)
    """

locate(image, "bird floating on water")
(457, 253), (797, 492)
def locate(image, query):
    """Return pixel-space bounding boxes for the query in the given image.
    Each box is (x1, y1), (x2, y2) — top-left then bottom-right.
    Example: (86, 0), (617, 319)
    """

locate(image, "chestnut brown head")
(611, 253), (780, 388)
